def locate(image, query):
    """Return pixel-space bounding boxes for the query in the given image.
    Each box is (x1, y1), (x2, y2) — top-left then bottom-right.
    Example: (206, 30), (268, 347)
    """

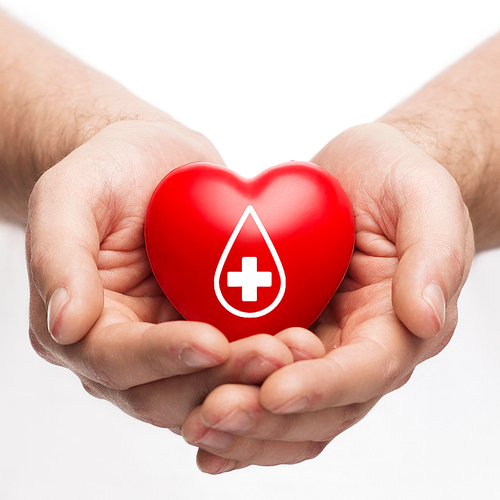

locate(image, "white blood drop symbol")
(214, 205), (286, 318)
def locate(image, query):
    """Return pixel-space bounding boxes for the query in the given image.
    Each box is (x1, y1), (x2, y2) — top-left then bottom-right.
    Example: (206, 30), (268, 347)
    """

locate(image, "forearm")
(379, 32), (500, 251)
(0, 10), (170, 224)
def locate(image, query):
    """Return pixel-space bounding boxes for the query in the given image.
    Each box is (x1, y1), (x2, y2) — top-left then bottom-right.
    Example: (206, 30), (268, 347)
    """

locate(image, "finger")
(82, 333), (295, 428)
(315, 123), (474, 340)
(64, 320), (231, 390)
(274, 327), (326, 361)
(183, 384), (377, 444)
(196, 452), (241, 475)
(27, 165), (104, 345)
(389, 139), (475, 339)
(261, 304), (423, 413)
(182, 407), (327, 471)
(195, 439), (328, 473)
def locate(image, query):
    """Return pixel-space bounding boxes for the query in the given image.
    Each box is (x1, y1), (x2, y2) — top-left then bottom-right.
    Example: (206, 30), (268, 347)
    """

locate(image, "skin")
(1, 10), (323, 438)
(26, 120), (327, 432)
(2, 8), (499, 475)
(182, 123), (474, 472)
(182, 34), (500, 472)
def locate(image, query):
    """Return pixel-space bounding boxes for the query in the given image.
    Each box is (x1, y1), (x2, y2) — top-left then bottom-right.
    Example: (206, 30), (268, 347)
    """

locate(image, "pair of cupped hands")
(26, 117), (473, 474)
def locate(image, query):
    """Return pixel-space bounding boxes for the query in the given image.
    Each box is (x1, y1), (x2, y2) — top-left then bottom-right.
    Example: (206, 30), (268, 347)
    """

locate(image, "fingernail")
(179, 347), (218, 369)
(213, 408), (254, 433)
(422, 282), (446, 331)
(272, 396), (310, 414)
(47, 286), (69, 342)
(241, 355), (279, 383)
(196, 428), (232, 450)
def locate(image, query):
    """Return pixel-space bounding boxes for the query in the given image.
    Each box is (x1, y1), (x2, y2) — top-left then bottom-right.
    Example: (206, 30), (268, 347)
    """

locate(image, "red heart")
(145, 161), (354, 342)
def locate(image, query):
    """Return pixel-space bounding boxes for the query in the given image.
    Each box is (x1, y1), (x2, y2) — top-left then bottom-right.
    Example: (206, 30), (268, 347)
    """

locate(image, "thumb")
(392, 167), (474, 339)
(26, 171), (104, 345)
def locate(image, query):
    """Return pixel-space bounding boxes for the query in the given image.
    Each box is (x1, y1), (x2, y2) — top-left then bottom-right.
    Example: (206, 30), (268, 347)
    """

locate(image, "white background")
(1, 1), (500, 498)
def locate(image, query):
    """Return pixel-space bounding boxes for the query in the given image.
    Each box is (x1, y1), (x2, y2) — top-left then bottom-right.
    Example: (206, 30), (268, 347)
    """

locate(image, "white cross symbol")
(227, 257), (272, 302)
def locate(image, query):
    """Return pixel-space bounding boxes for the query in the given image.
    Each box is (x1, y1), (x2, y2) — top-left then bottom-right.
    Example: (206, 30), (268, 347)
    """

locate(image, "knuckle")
(270, 418), (294, 441)
(85, 364), (126, 391)
(243, 444), (265, 465)
(362, 336), (405, 396)
(28, 327), (61, 366)
(444, 244), (467, 283)
(335, 402), (371, 438)
(381, 355), (403, 391)
(28, 327), (47, 356)
(289, 441), (327, 465)
(122, 388), (178, 429)
(322, 422), (348, 442)
(391, 372), (413, 392)
(305, 441), (328, 461)
(79, 350), (126, 391)
(80, 380), (105, 400)
(142, 342), (178, 379)
(378, 354), (412, 397)
(77, 337), (130, 391)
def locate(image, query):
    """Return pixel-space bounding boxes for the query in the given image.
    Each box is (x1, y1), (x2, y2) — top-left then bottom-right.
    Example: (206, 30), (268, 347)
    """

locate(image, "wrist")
(376, 34), (500, 251)
(378, 101), (493, 210)
(378, 110), (497, 251)
(1, 91), (171, 224)
(378, 92), (498, 251)
(28, 70), (175, 174)
(0, 11), (174, 224)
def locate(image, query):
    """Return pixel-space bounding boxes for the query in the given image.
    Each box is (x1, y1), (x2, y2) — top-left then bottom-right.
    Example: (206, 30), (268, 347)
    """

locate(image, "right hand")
(181, 123), (475, 472)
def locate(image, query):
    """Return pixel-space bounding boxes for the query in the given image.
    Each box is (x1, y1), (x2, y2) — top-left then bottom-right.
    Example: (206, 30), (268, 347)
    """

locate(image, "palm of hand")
(91, 163), (180, 331)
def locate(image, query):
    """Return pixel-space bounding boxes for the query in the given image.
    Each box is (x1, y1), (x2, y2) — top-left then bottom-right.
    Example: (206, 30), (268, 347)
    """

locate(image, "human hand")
(26, 119), (326, 430)
(181, 122), (475, 473)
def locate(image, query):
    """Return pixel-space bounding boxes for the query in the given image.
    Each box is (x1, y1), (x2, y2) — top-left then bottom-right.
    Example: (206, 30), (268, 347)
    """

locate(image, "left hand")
(26, 118), (326, 433)
(181, 123), (475, 473)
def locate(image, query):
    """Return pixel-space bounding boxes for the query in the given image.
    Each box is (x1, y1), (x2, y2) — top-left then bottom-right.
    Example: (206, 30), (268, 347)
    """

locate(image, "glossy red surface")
(145, 161), (354, 341)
